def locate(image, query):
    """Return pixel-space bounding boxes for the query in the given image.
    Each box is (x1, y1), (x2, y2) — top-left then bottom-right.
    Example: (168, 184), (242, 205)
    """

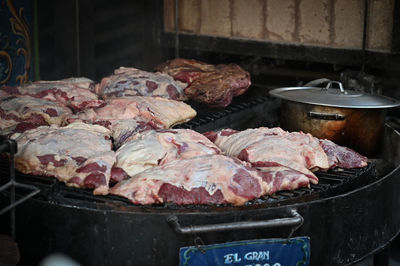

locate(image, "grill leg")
(373, 247), (389, 266)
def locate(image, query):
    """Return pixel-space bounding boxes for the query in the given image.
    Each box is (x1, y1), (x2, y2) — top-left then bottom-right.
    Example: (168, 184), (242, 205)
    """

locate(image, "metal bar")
(361, 0), (369, 71)
(0, 185), (40, 216)
(75, 0), (81, 76)
(167, 209), (303, 234)
(9, 140), (16, 240)
(174, 0), (179, 58)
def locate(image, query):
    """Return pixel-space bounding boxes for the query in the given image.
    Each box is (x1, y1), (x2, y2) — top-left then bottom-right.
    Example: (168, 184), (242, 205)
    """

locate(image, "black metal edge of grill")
(0, 159), (381, 214)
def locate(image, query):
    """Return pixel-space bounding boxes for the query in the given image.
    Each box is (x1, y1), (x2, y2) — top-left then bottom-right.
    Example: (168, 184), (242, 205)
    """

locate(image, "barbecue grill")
(1, 0), (400, 265)
(1, 87), (400, 265)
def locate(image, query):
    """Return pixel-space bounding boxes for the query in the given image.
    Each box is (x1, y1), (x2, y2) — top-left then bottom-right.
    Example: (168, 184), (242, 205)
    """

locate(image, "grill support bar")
(167, 208), (304, 236)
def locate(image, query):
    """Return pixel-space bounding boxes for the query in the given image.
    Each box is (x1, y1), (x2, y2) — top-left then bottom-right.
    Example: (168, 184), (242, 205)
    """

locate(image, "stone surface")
(199, 0), (232, 37)
(265, 0), (296, 42)
(231, 0), (264, 39)
(179, 0), (202, 33)
(367, 0), (394, 50)
(333, 0), (364, 48)
(298, 0), (331, 46)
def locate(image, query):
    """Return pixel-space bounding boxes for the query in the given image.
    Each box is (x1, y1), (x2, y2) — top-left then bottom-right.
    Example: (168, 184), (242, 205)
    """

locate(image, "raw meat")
(319, 139), (368, 168)
(114, 129), (221, 179)
(1, 77), (103, 112)
(0, 95), (72, 135)
(257, 166), (311, 193)
(155, 58), (251, 108)
(67, 96), (197, 147)
(204, 127), (331, 184)
(95, 67), (187, 100)
(11, 122), (115, 195)
(110, 154), (269, 206)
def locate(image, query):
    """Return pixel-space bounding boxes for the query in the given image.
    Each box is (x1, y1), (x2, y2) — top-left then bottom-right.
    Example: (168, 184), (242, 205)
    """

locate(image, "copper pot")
(270, 81), (400, 156)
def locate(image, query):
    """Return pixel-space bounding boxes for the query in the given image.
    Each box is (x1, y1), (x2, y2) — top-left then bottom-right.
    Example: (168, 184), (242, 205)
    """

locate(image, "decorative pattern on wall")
(0, 0), (32, 86)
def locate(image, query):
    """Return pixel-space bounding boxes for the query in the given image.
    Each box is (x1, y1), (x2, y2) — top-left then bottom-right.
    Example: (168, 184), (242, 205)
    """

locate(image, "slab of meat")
(155, 58), (251, 108)
(0, 95), (72, 135)
(155, 58), (215, 84)
(1, 77), (103, 112)
(110, 154), (269, 206)
(257, 166), (311, 193)
(114, 129), (221, 180)
(67, 96), (196, 147)
(319, 139), (368, 168)
(95, 67), (187, 101)
(204, 127), (331, 184)
(11, 122), (115, 195)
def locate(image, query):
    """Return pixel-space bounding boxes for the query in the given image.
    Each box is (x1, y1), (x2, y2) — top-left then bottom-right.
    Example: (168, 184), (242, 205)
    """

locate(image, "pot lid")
(269, 81), (400, 109)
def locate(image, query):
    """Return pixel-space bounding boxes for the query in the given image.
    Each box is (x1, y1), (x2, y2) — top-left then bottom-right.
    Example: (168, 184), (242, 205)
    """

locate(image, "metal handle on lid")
(323, 81), (347, 94)
(167, 209), (303, 235)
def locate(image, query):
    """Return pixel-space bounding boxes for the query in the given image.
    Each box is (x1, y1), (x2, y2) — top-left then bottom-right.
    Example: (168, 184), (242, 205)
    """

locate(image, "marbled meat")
(155, 58), (251, 108)
(204, 127), (333, 184)
(110, 154), (269, 206)
(67, 96), (197, 148)
(11, 122), (116, 195)
(0, 95), (72, 135)
(319, 139), (368, 168)
(114, 129), (221, 180)
(95, 67), (187, 100)
(1, 77), (103, 112)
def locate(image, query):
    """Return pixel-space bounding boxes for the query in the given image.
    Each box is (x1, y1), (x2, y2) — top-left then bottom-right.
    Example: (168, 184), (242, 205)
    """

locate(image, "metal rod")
(167, 209), (303, 234)
(9, 141), (16, 240)
(361, 0), (369, 71)
(75, 0), (81, 76)
(174, 0), (179, 58)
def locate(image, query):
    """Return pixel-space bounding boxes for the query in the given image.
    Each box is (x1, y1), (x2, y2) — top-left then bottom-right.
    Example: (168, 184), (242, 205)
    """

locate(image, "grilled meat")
(155, 58), (251, 108)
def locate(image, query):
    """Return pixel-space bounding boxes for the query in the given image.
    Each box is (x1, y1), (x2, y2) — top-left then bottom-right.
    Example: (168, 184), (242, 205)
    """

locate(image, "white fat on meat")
(0, 95), (72, 134)
(12, 122), (115, 195)
(67, 96), (196, 147)
(95, 67), (187, 100)
(11, 77), (103, 111)
(206, 127), (330, 184)
(110, 154), (269, 206)
(115, 129), (221, 177)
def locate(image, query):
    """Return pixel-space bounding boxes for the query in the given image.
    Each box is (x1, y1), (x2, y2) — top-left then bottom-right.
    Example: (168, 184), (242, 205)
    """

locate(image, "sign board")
(180, 237), (310, 266)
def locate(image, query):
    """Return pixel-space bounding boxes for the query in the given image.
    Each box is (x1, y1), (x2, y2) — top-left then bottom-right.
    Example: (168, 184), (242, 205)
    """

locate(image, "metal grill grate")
(0, 160), (375, 211)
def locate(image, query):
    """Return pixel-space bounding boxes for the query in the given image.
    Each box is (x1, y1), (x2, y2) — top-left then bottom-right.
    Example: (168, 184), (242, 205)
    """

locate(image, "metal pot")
(269, 80), (400, 156)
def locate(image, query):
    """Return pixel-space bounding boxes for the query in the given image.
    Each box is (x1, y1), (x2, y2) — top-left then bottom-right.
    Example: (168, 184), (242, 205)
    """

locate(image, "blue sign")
(180, 237), (310, 266)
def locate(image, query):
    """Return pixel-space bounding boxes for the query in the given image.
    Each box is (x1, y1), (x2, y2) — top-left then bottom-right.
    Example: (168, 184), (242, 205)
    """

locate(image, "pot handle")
(308, 111), (346, 121)
(167, 208), (303, 235)
(323, 81), (347, 94)
(303, 78), (330, 87)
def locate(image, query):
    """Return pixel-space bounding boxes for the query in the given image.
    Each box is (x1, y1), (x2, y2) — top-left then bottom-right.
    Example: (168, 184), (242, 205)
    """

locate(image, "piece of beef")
(319, 139), (368, 168)
(12, 122), (115, 195)
(204, 127), (331, 184)
(2, 77), (103, 112)
(155, 58), (215, 84)
(0, 95), (72, 136)
(67, 96), (197, 147)
(95, 67), (187, 101)
(155, 58), (251, 108)
(257, 166), (311, 193)
(114, 129), (221, 179)
(110, 154), (268, 206)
